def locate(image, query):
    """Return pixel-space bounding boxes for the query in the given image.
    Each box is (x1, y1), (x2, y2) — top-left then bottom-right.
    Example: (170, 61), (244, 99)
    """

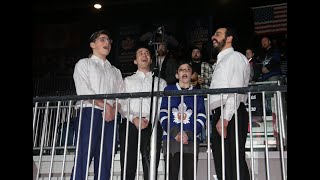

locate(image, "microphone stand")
(149, 26), (165, 131)
(144, 26), (165, 180)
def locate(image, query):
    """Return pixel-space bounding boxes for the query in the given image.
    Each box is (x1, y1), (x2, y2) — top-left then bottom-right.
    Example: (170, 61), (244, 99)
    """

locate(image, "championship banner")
(115, 24), (141, 76)
(186, 16), (210, 49)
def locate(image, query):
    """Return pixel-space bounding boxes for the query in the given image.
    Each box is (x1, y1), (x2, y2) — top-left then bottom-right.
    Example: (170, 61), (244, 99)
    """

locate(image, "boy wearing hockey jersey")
(159, 61), (206, 180)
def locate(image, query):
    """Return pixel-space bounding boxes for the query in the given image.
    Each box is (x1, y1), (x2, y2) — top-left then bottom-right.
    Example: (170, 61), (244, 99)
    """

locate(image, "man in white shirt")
(71, 30), (124, 180)
(209, 27), (250, 180)
(119, 46), (167, 180)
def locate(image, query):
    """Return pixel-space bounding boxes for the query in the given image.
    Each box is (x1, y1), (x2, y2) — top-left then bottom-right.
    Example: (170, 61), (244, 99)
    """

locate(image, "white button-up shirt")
(158, 56), (165, 70)
(120, 70), (167, 122)
(73, 55), (124, 109)
(209, 47), (250, 120)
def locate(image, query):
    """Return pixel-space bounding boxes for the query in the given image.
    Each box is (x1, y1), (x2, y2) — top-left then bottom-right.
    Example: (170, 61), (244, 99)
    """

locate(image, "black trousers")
(164, 152), (196, 180)
(211, 103), (250, 180)
(119, 118), (163, 180)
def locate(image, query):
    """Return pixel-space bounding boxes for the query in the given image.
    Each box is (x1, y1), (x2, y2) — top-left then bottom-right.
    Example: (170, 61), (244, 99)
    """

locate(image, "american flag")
(252, 3), (287, 35)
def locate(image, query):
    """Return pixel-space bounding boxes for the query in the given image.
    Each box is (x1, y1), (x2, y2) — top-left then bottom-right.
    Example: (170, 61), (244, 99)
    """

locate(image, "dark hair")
(133, 43), (153, 59)
(134, 42), (152, 52)
(261, 36), (271, 41)
(246, 47), (255, 54)
(89, 30), (111, 43)
(176, 60), (193, 73)
(225, 27), (238, 46)
(191, 46), (201, 52)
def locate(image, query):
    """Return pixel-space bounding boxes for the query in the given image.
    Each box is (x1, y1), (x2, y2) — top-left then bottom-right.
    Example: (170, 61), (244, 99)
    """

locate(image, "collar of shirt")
(217, 47), (234, 64)
(248, 58), (252, 63)
(135, 70), (153, 78)
(175, 83), (193, 90)
(158, 56), (165, 68)
(91, 55), (111, 67)
(192, 59), (201, 64)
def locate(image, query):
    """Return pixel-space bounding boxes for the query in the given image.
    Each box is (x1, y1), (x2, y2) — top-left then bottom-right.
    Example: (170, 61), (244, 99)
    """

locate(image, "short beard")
(214, 38), (226, 52)
(192, 57), (201, 62)
(158, 51), (166, 56)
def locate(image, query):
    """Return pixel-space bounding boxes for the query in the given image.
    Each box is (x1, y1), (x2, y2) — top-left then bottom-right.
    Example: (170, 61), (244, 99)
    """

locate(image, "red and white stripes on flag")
(252, 3), (287, 35)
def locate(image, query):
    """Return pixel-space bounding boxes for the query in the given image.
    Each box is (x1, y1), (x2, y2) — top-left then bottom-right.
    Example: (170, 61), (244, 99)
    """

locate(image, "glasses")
(95, 37), (113, 44)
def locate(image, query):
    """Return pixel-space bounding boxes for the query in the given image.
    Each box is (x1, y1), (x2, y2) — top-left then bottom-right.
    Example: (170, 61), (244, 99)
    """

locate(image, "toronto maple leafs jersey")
(159, 83), (206, 142)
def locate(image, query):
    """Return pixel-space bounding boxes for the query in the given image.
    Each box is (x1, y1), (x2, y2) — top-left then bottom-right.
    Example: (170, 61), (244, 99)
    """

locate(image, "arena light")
(94, 3), (102, 9)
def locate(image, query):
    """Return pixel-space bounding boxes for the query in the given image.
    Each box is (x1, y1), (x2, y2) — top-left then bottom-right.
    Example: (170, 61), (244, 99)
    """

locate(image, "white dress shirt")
(248, 58), (254, 81)
(209, 47), (250, 120)
(158, 56), (165, 70)
(73, 55), (125, 109)
(120, 70), (167, 122)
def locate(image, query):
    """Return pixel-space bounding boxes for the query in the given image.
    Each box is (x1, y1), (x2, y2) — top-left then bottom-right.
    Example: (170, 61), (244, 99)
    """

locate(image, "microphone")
(157, 26), (163, 34)
(148, 26), (165, 46)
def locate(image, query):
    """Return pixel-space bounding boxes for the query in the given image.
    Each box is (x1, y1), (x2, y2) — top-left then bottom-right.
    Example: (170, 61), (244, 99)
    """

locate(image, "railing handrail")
(33, 85), (287, 103)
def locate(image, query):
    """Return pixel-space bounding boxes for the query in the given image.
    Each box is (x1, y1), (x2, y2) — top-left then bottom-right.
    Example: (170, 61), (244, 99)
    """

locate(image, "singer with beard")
(209, 27), (250, 180)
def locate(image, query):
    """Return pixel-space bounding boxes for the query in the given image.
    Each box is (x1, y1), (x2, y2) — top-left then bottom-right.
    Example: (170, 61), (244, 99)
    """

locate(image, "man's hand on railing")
(132, 117), (149, 130)
(216, 118), (229, 138)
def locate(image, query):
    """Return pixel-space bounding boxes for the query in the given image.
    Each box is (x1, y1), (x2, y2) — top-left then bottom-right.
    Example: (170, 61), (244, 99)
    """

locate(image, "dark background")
(32, 0), (287, 95)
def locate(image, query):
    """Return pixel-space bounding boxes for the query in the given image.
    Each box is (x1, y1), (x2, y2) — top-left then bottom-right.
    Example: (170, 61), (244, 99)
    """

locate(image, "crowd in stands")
(32, 35), (287, 96)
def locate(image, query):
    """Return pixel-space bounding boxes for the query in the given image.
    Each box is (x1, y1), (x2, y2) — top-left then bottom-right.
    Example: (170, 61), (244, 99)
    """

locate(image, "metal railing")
(33, 76), (76, 97)
(33, 82), (287, 180)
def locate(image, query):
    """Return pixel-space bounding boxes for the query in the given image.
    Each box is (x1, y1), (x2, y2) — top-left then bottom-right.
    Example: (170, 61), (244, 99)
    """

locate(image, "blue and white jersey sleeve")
(159, 86), (169, 133)
(196, 96), (206, 135)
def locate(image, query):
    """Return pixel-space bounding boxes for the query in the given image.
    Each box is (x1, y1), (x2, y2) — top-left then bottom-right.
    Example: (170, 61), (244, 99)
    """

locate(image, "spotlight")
(94, 3), (102, 9)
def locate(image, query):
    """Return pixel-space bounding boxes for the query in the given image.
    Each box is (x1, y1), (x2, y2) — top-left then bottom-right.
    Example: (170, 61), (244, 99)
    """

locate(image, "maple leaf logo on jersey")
(172, 103), (192, 124)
